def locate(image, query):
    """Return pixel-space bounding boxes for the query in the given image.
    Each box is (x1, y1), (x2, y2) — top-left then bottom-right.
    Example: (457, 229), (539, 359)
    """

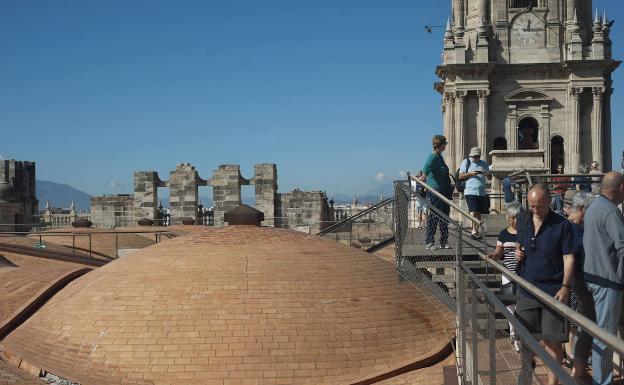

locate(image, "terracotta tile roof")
(0, 358), (44, 384)
(0, 252), (86, 328)
(1, 226), (454, 385)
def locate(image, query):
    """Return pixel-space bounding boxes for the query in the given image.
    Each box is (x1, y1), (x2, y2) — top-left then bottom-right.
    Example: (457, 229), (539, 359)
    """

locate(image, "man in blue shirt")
(458, 147), (491, 239)
(515, 184), (575, 385)
(502, 176), (516, 208)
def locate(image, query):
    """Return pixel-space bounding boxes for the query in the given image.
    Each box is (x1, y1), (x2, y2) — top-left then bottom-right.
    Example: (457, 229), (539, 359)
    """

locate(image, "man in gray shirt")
(583, 171), (624, 385)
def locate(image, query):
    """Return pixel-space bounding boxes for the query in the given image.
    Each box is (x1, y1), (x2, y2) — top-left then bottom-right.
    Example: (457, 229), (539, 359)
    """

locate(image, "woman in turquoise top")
(422, 135), (452, 250)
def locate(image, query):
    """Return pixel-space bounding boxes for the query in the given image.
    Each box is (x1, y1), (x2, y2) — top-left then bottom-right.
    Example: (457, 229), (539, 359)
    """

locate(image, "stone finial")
(45, 200), (50, 209)
(70, 200), (75, 209)
(444, 18), (453, 37)
(571, 9), (580, 32)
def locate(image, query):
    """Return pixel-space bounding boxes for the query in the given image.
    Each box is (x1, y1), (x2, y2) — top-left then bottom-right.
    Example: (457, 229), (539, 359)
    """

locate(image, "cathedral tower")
(437, 0), (619, 174)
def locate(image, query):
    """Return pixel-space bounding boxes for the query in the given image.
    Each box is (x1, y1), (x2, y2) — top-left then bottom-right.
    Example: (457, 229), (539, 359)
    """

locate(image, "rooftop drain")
(224, 204), (264, 226)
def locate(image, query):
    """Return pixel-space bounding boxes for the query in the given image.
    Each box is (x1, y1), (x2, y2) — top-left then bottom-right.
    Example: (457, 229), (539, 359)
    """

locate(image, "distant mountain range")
(37, 180), (92, 212)
(331, 183), (394, 205)
(34, 180), (394, 212)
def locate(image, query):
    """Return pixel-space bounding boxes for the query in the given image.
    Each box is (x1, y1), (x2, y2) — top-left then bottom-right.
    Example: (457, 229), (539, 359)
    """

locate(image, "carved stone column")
(454, 0), (465, 31)
(541, 104), (551, 171)
(477, 90), (490, 155)
(548, 0), (560, 21)
(605, 87), (613, 171)
(566, 0), (576, 21)
(478, 0), (488, 25)
(506, 105), (518, 150)
(494, 0), (506, 21)
(444, 92), (456, 169)
(592, 87), (606, 168)
(567, 87), (583, 173)
(455, 91), (467, 164)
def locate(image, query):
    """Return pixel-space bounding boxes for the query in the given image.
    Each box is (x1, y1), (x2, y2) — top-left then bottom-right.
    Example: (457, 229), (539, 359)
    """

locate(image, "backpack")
(455, 158), (471, 193)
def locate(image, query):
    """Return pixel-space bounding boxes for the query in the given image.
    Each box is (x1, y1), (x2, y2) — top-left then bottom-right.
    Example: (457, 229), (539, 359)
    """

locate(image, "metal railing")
(394, 179), (486, 311)
(392, 176), (624, 385)
(509, 171), (605, 208)
(0, 229), (176, 259)
(316, 198), (394, 249)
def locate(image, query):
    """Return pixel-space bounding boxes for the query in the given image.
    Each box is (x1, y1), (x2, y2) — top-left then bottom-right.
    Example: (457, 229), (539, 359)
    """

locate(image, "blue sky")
(1, 1), (623, 198)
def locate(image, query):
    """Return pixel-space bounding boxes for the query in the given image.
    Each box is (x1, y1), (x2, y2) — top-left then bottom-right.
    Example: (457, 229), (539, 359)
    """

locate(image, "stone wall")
(275, 190), (332, 233)
(134, 171), (164, 224)
(90, 195), (134, 228)
(212, 165), (244, 227)
(91, 163), (331, 230)
(253, 164), (277, 226)
(169, 163), (202, 225)
(0, 160), (37, 231)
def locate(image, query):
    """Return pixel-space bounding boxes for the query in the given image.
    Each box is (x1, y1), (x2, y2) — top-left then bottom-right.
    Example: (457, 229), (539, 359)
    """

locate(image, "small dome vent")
(224, 204), (264, 226)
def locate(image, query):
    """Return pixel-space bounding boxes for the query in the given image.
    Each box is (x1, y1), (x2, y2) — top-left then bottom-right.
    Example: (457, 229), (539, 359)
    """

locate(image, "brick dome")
(0, 226), (453, 385)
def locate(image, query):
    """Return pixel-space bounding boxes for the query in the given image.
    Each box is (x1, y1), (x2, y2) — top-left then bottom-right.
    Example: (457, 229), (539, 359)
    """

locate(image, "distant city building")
(0, 159), (37, 231)
(40, 201), (90, 227)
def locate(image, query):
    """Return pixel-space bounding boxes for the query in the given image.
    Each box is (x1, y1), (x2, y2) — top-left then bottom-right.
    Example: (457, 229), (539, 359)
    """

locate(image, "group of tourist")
(417, 134), (492, 250)
(412, 134), (624, 385)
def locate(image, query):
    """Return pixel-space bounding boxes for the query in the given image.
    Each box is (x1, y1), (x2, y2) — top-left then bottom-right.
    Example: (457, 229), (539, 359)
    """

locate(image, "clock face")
(511, 13), (545, 47)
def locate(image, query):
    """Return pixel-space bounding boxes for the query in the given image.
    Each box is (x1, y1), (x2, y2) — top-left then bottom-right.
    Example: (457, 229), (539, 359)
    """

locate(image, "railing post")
(488, 299), (497, 385)
(457, 223), (467, 383)
(471, 282), (479, 385)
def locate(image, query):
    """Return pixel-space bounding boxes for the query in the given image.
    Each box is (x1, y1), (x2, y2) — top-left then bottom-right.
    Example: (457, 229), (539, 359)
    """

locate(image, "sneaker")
(470, 233), (482, 240)
(512, 337), (521, 353)
(425, 243), (438, 250)
(440, 243), (452, 249)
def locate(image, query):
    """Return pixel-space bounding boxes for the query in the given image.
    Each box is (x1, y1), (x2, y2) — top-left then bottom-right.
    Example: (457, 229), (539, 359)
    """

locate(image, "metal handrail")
(0, 230), (176, 236)
(526, 173), (606, 178)
(316, 197), (394, 236)
(403, 178), (481, 226)
(460, 261), (578, 385)
(480, 253), (624, 355)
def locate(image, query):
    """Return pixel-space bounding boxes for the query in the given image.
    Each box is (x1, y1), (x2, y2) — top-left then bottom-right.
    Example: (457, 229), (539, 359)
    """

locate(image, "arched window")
(493, 137), (508, 150)
(518, 117), (539, 150)
(509, 0), (537, 8)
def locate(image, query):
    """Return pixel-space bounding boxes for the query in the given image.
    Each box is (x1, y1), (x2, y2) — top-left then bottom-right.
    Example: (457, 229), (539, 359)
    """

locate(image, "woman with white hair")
(489, 202), (523, 352)
(589, 161), (602, 194)
(573, 163), (592, 193)
(562, 191), (596, 381)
